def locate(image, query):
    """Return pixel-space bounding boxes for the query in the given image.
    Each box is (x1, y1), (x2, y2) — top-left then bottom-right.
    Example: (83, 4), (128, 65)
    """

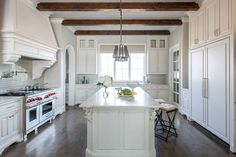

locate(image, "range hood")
(0, 0), (59, 65)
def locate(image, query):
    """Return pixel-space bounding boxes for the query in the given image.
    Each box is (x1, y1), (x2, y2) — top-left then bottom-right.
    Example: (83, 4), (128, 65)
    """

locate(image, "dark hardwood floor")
(1, 106), (236, 157)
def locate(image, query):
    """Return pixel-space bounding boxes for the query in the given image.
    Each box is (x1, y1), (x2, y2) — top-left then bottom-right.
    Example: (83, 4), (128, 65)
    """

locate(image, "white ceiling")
(36, 0), (199, 32)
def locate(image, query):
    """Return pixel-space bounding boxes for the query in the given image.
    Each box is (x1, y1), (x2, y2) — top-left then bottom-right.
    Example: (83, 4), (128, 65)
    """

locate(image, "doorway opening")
(64, 45), (75, 106)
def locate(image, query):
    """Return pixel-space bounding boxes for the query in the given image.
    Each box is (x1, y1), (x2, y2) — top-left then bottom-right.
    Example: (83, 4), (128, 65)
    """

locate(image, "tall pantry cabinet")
(190, 39), (230, 142)
(189, 0), (234, 149)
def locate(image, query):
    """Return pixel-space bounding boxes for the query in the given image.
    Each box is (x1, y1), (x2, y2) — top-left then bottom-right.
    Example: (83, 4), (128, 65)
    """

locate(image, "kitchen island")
(80, 87), (158, 157)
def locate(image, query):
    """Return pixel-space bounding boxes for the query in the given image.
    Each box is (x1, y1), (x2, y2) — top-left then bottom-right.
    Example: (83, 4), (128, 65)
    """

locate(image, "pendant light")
(112, 0), (129, 62)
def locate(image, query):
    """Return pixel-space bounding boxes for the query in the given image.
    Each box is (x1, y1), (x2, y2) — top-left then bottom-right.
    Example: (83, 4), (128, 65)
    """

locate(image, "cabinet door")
(206, 0), (219, 41)
(197, 10), (205, 44)
(76, 88), (87, 104)
(158, 49), (169, 74)
(190, 15), (199, 48)
(206, 39), (229, 142)
(191, 48), (205, 126)
(148, 49), (158, 74)
(87, 49), (97, 74)
(0, 111), (19, 140)
(219, 0), (231, 36)
(0, 116), (8, 140)
(77, 49), (87, 74)
(8, 111), (19, 136)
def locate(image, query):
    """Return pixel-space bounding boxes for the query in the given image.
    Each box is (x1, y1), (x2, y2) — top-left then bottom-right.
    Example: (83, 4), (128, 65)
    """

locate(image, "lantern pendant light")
(112, 0), (129, 62)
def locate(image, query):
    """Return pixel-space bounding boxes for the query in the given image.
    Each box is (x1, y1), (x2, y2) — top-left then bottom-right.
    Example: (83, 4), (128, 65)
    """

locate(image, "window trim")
(98, 43), (147, 82)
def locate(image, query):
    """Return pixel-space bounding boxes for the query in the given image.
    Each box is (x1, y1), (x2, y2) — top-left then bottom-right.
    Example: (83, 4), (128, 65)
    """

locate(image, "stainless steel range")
(0, 88), (57, 141)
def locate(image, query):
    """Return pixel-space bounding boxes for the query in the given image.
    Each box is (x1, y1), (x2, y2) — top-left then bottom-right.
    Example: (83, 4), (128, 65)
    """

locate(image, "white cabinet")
(218, 0), (231, 36)
(206, 0), (231, 41)
(148, 49), (169, 74)
(77, 39), (97, 74)
(190, 38), (230, 143)
(190, 47), (205, 126)
(141, 84), (169, 102)
(206, 0), (219, 41)
(189, 9), (205, 48)
(77, 49), (87, 74)
(0, 98), (23, 155)
(205, 39), (229, 142)
(77, 48), (97, 74)
(189, 0), (231, 49)
(197, 10), (206, 45)
(76, 84), (100, 104)
(189, 14), (198, 48)
(54, 88), (65, 116)
(86, 49), (97, 73)
(147, 37), (169, 74)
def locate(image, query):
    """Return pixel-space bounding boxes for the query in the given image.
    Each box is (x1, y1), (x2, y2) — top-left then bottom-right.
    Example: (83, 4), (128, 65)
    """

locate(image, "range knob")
(27, 98), (35, 103)
(36, 97), (42, 101)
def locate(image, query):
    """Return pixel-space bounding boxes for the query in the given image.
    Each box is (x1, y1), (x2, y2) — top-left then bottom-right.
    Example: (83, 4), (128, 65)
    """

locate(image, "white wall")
(43, 20), (76, 110)
(169, 27), (182, 48)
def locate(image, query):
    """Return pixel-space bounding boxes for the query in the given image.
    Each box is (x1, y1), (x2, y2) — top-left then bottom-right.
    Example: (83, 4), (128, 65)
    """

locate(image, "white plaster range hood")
(0, 0), (59, 78)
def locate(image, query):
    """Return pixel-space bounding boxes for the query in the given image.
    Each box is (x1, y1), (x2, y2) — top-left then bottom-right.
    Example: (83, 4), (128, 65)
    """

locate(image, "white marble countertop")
(80, 87), (159, 108)
(0, 96), (23, 105)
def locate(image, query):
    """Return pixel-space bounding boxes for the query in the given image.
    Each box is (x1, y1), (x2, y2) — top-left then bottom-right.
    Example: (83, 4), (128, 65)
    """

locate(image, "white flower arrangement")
(97, 75), (113, 93)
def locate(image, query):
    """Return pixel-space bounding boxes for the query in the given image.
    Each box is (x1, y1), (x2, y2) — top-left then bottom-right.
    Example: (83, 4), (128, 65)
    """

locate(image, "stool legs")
(155, 109), (178, 141)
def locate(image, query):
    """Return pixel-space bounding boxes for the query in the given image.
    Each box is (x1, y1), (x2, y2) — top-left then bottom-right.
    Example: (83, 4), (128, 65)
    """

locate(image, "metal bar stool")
(155, 103), (178, 141)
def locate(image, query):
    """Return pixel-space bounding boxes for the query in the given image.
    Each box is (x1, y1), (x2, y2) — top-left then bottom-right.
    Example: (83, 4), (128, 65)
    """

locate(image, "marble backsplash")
(0, 59), (43, 93)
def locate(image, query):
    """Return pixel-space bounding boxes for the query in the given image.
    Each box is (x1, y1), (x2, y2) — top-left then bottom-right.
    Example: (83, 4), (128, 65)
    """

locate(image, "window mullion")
(129, 56), (131, 81)
(113, 60), (116, 80)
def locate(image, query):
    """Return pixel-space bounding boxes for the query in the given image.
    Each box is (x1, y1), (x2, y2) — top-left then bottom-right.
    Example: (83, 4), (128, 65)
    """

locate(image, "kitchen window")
(99, 53), (145, 81)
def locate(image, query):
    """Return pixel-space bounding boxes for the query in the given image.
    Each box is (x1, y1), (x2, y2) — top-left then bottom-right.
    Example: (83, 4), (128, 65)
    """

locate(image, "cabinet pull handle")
(205, 78), (208, 98)
(214, 30), (217, 36)
(214, 29), (220, 37)
(9, 115), (14, 118)
(202, 78), (205, 98)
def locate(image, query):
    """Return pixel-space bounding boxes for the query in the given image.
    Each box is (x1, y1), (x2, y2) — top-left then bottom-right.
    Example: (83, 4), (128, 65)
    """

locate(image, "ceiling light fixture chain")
(120, 0), (122, 45)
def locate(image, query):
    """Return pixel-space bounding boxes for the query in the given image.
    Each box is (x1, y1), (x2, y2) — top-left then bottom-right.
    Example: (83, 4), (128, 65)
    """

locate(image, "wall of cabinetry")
(0, 98), (23, 155)
(190, 38), (230, 142)
(189, 0), (234, 149)
(77, 39), (97, 74)
(189, 0), (231, 49)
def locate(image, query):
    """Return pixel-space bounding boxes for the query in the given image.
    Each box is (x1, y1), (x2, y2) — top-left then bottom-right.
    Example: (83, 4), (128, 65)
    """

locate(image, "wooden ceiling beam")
(37, 2), (199, 11)
(62, 19), (182, 26)
(74, 30), (170, 36)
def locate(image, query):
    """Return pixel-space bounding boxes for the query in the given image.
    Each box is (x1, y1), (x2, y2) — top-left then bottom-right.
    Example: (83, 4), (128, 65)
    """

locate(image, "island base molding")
(86, 149), (156, 157)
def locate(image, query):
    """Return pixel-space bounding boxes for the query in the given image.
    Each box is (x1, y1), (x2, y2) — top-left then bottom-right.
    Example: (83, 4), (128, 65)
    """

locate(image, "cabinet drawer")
(0, 101), (21, 113)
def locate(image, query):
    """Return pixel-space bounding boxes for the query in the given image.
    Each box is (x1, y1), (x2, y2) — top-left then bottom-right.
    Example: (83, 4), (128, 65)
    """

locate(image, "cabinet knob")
(9, 115), (14, 118)
(214, 29), (220, 37)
